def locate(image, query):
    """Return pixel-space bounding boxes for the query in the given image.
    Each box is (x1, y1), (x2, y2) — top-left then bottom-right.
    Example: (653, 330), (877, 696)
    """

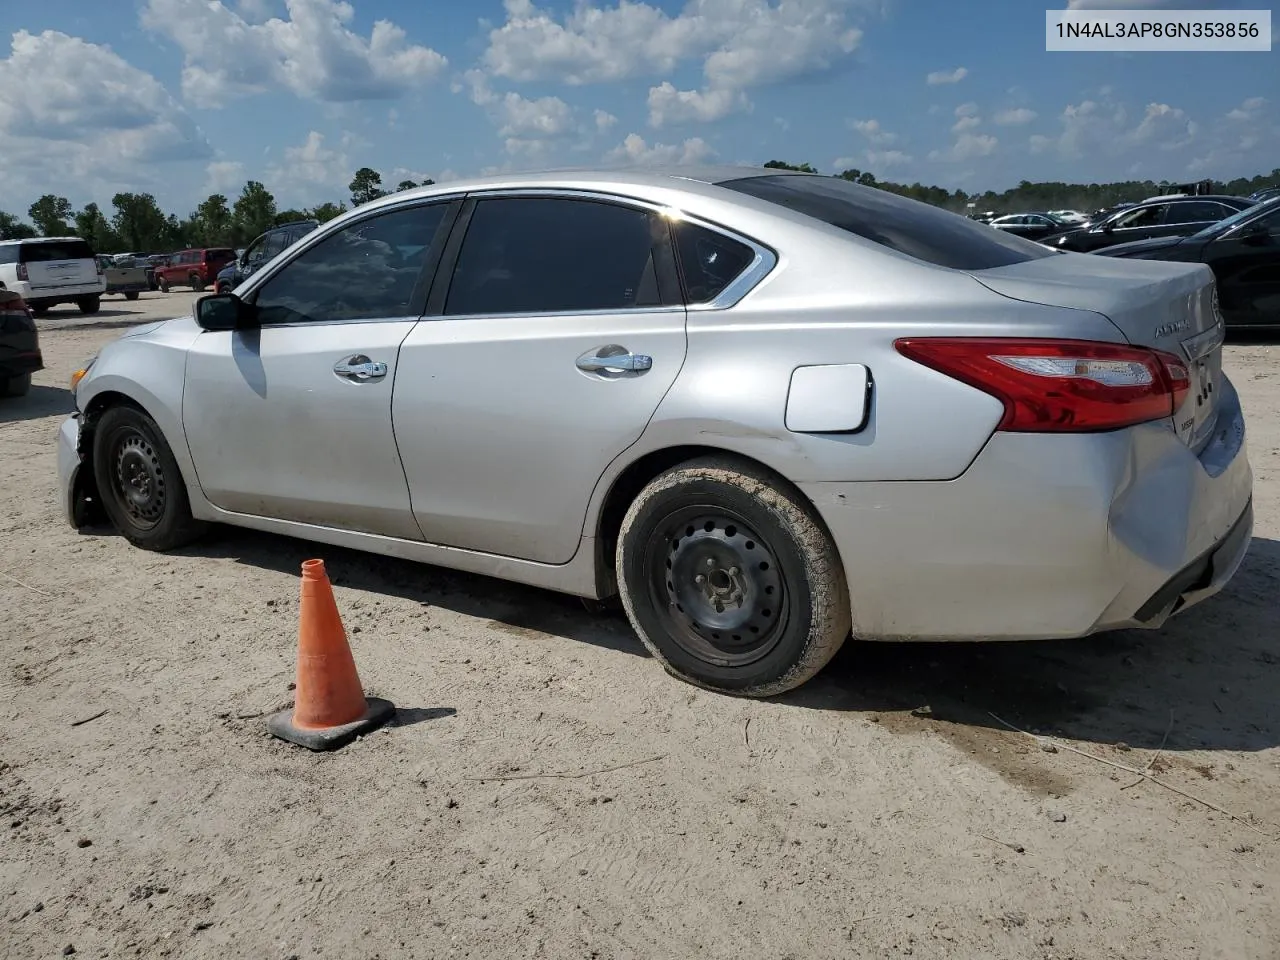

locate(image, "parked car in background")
(153, 248), (236, 292)
(1247, 186), (1280, 204)
(0, 237), (105, 316)
(57, 167), (1252, 698)
(1044, 195), (1256, 252)
(0, 286), (41, 397)
(96, 256), (149, 300)
(215, 220), (319, 293)
(1097, 196), (1280, 328)
(1048, 209), (1090, 225)
(988, 212), (1071, 241)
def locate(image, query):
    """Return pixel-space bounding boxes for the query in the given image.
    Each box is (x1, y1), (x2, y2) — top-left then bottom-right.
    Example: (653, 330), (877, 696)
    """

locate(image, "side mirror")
(1241, 222), (1272, 245)
(195, 293), (254, 331)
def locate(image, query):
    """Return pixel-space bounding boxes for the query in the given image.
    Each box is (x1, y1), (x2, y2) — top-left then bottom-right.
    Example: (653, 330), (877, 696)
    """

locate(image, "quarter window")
(671, 221), (756, 303)
(1164, 202), (1228, 225)
(444, 197), (665, 316)
(251, 203), (449, 325)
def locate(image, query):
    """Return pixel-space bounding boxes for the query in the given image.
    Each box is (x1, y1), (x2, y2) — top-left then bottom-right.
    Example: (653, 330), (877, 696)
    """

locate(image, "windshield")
(1189, 197), (1273, 240)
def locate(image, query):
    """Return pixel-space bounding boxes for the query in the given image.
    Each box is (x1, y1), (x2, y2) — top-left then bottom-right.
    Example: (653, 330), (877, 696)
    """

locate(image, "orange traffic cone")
(265, 558), (395, 751)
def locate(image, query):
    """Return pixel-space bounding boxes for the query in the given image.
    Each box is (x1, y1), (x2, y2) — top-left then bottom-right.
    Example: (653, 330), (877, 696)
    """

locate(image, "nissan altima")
(56, 167), (1253, 697)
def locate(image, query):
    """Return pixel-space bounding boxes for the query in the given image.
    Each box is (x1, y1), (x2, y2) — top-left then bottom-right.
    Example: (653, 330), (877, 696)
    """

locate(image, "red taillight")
(894, 337), (1191, 432)
(16, 263), (28, 281)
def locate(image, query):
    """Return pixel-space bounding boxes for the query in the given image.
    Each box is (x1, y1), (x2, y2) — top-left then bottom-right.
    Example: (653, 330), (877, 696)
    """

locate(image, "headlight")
(70, 357), (97, 392)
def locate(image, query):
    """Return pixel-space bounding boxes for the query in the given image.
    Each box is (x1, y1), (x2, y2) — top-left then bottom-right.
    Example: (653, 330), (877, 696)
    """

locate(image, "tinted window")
(263, 231), (288, 259)
(0, 246), (18, 265)
(445, 197), (665, 316)
(19, 240), (95, 262)
(718, 174), (1055, 270)
(1164, 201), (1228, 225)
(252, 203), (448, 325)
(672, 221), (755, 303)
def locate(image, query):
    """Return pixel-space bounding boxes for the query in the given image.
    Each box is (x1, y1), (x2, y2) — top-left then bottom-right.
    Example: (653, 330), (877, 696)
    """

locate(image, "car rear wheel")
(189, 274), (205, 292)
(0, 373), (31, 397)
(125, 292), (140, 301)
(157, 277), (169, 293)
(92, 405), (207, 551)
(616, 456), (851, 697)
(77, 296), (101, 315)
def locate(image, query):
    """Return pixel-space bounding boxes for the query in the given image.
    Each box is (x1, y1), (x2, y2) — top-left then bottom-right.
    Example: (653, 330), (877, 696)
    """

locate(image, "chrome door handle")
(575, 348), (653, 375)
(333, 355), (388, 381)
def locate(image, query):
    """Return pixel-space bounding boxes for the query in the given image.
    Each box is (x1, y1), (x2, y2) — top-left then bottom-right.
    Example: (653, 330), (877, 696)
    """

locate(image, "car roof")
(0, 236), (88, 246)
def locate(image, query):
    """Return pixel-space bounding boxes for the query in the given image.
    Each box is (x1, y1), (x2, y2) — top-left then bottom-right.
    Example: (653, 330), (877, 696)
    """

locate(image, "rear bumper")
(801, 371), (1253, 641)
(19, 279), (107, 303)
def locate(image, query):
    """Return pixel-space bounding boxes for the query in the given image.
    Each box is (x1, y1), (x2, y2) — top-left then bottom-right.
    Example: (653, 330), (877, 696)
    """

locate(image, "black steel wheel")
(617, 456), (851, 697)
(92, 405), (207, 551)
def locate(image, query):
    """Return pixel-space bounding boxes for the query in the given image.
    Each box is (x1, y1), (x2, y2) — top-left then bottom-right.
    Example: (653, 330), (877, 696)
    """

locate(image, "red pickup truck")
(154, 248), (236, 292)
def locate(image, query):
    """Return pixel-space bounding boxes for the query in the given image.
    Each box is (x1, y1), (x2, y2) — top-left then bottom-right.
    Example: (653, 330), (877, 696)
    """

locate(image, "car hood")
(1094, 235), (1187, 258)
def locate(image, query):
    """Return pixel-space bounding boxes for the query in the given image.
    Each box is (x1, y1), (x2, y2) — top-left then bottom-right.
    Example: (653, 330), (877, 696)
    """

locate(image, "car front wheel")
(0, 373), (31, 397)
(92, 404), (207, 551)
(616, 456), (851, 698)
(77, 296), (101, 314)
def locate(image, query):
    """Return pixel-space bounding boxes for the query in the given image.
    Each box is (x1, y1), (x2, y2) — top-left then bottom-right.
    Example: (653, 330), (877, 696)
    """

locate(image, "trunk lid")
(21, 239), (99, 289)
(969, 252), (1224, 452)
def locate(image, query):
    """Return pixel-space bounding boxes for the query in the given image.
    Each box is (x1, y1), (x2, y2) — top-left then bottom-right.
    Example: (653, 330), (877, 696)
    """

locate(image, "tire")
(30, 304), (50, 318)
(92, 404), (207, 551)
(157, 277), (169, 293)
(125, 291), (140, 301)
(189, 274), (205, 292)
(77, 296), (101, 315)
(1, 373), (31, 397)
(616, 456), (851, 698)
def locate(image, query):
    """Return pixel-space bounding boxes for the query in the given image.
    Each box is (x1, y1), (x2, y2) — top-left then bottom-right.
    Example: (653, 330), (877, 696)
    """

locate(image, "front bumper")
(801, 372), (1253, 642)
(57, 414), (87, 527)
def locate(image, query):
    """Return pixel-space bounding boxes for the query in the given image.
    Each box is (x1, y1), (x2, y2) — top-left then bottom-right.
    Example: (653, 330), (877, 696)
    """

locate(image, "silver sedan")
(56, 167), (1253, 697)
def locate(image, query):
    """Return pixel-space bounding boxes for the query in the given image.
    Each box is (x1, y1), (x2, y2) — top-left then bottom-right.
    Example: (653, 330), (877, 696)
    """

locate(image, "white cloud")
(926, 66), (967, 85)
(1227, 96), (1266, 122)
(604, 132), (715, 166)
(594, 108), (618, 132)
(461, 68), (577, 152)
(954, 102), (979, 118)
(142, 0), (448, 107)
(865, 148), (912, 168)
(952, 115), (980, 133)
(1065, 0), (1185, 7)
(0, 30), (211, 204)
(929, 132), (997, 163)
(647, 82), (747, 126)
(993, 107), (1037, 126)
(850, 118), (898, 145)
(205, 160), (246, 194)
(267, 130), (352, 190)
(484, 0), (866, 127)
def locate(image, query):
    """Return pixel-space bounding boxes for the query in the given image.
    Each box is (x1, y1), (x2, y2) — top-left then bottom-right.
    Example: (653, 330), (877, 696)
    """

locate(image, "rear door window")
(444, 197), (667, 316)
(717, 174), (1055, 270)
(1164, 202), (1227, 225)
(18, 240), (95, 262)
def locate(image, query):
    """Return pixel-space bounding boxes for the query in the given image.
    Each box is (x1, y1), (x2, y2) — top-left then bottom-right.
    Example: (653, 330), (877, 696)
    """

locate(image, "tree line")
(762, 160), (1280, 215)
(0, 167), (430, 255)
(3, 160), (1277, 253)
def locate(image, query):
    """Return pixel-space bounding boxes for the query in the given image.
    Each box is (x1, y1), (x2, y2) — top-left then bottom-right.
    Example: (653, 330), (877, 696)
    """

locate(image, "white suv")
(0, 237), (106, 316)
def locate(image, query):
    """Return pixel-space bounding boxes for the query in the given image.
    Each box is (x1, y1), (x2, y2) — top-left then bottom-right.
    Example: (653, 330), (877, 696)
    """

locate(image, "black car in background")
(987, 212), (1071, 241)
(1097, 197), (1280, 328)
(215, 219), (319, 293)
(1043, 194), (1256, 253)
(0, 287), (41, 398)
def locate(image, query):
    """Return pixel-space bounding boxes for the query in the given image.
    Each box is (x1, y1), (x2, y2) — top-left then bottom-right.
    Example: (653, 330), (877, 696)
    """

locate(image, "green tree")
(274, 208), (309, 226)
(349, 167), (386, 206)
(396, 179), (418, 192)
(192, 194), (234, 247)
(306, 201), (346, 223)
(74, 203), (119, 252)
(0, 211), (37, 240)
(764, 160), (818, 172)
(111, 193), (169, 252)
(28, 194), (73, 236)
(232, 180), (277, 245)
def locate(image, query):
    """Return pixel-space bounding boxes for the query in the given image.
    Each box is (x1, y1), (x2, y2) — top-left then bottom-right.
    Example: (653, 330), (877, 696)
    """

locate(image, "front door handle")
(333, 355), (388, 381)
(575, 346), (653, 375)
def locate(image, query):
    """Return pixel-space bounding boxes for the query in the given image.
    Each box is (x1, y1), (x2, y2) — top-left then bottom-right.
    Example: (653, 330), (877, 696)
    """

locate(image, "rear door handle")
(333, 355), (388, 381)
(575, 346), (653, 375)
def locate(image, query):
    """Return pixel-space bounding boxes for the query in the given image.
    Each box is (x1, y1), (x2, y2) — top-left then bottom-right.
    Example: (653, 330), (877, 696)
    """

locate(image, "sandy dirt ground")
(2, 291), (1278, 960)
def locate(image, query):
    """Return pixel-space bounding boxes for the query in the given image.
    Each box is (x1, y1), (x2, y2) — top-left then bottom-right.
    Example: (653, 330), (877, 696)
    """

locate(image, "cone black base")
(265, 697), (396, 751)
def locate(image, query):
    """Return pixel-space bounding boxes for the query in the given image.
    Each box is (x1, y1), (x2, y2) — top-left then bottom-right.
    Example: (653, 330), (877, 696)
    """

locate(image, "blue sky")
(1, 0), (1276, 217)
